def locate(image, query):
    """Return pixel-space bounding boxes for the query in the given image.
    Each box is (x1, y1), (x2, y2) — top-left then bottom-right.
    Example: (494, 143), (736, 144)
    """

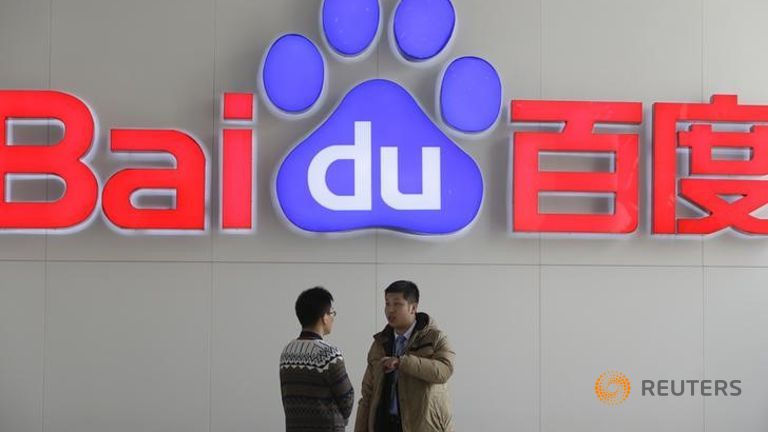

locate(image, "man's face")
(321, 307), (336, 335)
(385, 293), (417, 330)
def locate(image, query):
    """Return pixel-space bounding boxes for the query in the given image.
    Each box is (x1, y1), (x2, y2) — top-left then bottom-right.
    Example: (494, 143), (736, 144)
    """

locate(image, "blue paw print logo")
(262, 0), (502, 235)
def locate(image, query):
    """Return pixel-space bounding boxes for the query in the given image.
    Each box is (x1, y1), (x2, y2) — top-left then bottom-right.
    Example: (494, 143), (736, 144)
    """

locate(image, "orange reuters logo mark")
(595, 370), (631, 405)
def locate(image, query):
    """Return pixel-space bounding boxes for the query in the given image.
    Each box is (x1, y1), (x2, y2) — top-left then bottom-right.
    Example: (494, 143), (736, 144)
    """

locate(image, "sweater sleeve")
(327, 352), (355, 421)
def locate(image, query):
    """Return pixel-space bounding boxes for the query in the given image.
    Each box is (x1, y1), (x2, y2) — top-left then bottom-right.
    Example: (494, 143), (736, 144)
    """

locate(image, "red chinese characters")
(653, 95), (768, 235)
(511, 100), (642, 233)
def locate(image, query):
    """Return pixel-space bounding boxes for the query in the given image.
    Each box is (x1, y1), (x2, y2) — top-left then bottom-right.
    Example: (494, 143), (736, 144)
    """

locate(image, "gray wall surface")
(1, 0), (768, 431)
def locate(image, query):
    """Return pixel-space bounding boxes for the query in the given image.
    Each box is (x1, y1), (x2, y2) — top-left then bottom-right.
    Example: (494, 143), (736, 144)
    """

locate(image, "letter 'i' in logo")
(261, 0), (502, 235)
(595, 370), (631, 406)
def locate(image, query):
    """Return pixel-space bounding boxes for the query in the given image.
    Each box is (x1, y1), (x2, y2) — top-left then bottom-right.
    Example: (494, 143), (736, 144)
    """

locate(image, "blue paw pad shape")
(322, 0), (380, 57)
(440, 57), (503, 133)
(276, 80), (483, 234)
(262, 34), (325, 113)
(394, 0), (455, 61)
(263, 0), (502, 234)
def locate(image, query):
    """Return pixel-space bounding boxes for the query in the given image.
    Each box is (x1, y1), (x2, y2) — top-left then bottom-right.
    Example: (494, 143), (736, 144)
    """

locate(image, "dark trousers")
(380, 415), (402, 432)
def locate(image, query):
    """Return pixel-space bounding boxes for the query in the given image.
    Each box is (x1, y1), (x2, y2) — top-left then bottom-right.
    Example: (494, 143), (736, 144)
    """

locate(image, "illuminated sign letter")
(221, 92), (256, 231)
(307, 121), (372, 211)
(512, 100), (642, 234)
(0, 90), (98, 230)
(102, 130), (207, 230)
(653, 95), (768, 235)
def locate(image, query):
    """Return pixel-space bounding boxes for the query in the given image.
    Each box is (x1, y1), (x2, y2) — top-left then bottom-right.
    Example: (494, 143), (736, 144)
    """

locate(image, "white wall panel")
(704, 268), (768, 432)
(0, 0), (50, 260)
(541, 266), (704, 432)
(0, 262), (45, 432)
(44, 262), (211, 432)
(704, 0), (768, 102)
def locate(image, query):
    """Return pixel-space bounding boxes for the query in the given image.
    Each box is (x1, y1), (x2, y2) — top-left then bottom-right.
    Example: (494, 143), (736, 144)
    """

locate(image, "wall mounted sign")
(1, 0), (766, 237)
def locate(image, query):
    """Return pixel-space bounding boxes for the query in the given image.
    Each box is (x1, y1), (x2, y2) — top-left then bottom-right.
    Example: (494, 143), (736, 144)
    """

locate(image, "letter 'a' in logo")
(263, 0), (501, 235)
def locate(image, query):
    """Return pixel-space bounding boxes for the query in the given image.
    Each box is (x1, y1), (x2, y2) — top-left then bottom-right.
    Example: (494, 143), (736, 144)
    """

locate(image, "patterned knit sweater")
(280, 332), (354, 432)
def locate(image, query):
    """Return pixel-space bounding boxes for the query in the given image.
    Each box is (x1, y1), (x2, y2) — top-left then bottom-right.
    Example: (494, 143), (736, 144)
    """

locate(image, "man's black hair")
(295, 286), (334, 328)
(384, 280), (420, 304)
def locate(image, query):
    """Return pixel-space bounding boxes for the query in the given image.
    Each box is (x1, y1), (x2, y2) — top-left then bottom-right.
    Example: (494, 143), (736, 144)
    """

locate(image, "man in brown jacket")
(355, 280), (455, 432)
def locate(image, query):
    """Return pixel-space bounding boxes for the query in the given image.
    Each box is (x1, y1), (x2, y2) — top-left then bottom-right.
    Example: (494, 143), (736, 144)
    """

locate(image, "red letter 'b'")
(103, 130), (207, 230)
(0, 91), (98, 229)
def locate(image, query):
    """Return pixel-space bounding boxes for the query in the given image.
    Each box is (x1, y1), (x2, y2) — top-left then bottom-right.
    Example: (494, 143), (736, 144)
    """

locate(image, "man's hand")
(380, 356), (400, 374)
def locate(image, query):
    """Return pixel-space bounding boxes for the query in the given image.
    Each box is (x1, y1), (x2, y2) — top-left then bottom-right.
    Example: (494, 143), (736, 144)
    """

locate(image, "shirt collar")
(298, 330), (323, 340)
(395, 319), (417, 341)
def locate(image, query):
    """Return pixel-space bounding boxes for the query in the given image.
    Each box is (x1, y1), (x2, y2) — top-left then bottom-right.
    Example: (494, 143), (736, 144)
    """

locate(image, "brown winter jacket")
(354, 313), (455, 432)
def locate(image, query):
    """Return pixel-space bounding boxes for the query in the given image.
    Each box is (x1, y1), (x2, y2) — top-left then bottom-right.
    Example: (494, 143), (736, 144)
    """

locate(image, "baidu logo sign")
(263, 0), (502, 235)
(2, 1), (767, 237)
(5, 1), (768, 237)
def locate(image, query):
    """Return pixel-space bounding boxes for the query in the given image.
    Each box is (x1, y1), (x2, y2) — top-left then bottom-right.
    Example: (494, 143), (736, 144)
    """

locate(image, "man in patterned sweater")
(280, 287), (355, 432)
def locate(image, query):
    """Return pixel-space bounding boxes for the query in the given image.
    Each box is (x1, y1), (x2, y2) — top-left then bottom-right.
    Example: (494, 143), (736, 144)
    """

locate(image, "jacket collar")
(374, 312), (430, 345)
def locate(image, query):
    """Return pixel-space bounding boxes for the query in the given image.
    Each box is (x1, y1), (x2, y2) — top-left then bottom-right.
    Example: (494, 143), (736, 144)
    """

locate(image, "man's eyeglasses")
(328, 309), (337, 317)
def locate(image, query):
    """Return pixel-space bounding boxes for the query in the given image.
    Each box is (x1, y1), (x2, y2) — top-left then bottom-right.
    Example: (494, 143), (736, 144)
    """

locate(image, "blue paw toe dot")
(394, 0), (456, 61)
(322, 0), (380, 57)
(262, 34), (325, 114)
(440, 56), (502, 133)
